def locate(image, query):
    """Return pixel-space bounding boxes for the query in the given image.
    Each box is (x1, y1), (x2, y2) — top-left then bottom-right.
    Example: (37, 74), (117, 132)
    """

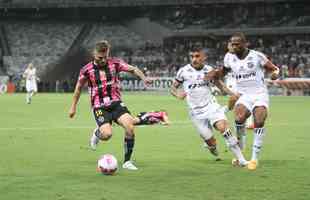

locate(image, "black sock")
(124, 137), (135, 162)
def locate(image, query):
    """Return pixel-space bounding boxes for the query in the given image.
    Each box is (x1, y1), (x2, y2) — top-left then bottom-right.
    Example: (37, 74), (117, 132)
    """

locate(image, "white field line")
(0, 121), (309, 131)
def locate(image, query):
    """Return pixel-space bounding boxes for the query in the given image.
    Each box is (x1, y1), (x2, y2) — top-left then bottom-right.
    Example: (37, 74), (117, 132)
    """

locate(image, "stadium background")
(0, 0), (309, 95)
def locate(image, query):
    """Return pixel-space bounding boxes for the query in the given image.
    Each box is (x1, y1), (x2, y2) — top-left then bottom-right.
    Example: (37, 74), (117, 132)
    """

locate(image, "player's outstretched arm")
(170, 80), (186, 100)
(213, 79), (240, 111)
(204, 67), (230, 81)
(264, 60), (279, 80)
(213, 79), (235, 96)
(69, 81), (83, 118)
(127, 65), (152, 85)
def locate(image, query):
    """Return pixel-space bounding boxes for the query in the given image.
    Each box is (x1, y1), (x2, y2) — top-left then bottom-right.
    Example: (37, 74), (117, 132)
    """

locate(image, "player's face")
(190, 51), (206, 69)
(230, 37), (246, 55)
(94, 49), (110, 67)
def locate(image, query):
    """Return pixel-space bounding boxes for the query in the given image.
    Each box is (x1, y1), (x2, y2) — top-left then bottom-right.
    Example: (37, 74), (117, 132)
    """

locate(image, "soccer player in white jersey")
(225, 42), (254, 151)
(23, 63), (39, 104)
(170, 46), (248, 166)
(206, 33), (279, 170)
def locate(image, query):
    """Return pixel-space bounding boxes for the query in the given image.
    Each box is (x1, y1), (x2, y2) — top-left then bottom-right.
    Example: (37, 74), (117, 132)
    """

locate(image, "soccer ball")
(97, 154), (118, 175)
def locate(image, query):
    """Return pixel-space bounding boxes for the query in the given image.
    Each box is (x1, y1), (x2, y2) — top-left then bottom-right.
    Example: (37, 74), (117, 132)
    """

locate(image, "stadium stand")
(0, 0), (309, 94)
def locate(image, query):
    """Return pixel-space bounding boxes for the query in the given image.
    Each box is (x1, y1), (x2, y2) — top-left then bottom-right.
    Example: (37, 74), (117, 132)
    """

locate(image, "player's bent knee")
(254, 121), (264, 128)
(235, 113), (247, 124)
(215, 121), (227, 133)
(98, 127), (113, 141)
(101, 132), (112, 141)
(125, 124), (135, 134)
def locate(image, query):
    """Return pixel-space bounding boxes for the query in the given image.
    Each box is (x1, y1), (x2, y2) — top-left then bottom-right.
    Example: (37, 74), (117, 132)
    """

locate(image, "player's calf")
(222, 129), (248, 166)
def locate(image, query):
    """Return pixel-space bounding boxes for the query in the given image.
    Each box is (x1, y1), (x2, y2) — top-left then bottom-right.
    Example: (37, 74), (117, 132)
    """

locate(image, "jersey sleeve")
(175, 68), (184, 83)
(116, 59), (130, 72)
(256, 51), (268, 67)
(78, 67), (88, 85)
(223, 53), (231, 69)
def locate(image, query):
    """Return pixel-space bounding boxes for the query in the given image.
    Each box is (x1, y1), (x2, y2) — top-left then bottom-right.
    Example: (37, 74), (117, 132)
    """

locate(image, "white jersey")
(175, 64), (217, 116)
(24, 68), (37, 81)
(224, 50), (268, 94)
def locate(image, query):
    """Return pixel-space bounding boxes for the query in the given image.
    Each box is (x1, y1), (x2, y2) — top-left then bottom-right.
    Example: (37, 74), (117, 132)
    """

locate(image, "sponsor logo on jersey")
(188, 81), (210, 89)
(239, 66), (245, 72)
(236, 71), (256, 80)
(247, 62), (254, 69)
(187, 68), (193, 72)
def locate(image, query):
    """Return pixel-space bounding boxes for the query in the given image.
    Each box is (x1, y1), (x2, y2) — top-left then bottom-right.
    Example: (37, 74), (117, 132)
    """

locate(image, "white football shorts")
(190, 103), (227, 140)
(26, 80), (37, 92)
(235, 92), (269, 112)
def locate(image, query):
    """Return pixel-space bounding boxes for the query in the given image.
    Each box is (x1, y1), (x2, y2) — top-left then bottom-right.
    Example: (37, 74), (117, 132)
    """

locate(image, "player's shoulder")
(203, 64), (214, 72)
(249, 49), (266, 58)
(176, 64), (190, 75)
(81, 62), (93, 72)
(108, 57), (126, 64)
(224, 52), (235, 64)
(178, 64), (191, 71)
(224, 52), (234, 59)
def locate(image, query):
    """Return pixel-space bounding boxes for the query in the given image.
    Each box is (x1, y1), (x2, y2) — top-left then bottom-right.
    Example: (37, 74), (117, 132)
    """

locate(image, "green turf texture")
(0, 93), (309, 200)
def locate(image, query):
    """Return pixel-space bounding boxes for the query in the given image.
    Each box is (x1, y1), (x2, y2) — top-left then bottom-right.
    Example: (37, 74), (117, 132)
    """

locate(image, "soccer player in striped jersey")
(170, 46), (248, 166)
(206, 33), (279, 170)
(133, 110), (170, 126)
(69, 40), (151, 170)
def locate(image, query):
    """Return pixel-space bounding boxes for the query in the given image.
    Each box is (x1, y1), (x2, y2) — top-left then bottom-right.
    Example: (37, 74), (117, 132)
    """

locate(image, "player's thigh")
(117, 113), (135, 134)
(234, 96), (251, 122)
(213, 119), (230, 133)
(93, 107), (113, 134)
(26, 81), (32, 92)
(98, 123), (113, 136)
(112, 102), (134, 130)
(191, 117), (214, 140)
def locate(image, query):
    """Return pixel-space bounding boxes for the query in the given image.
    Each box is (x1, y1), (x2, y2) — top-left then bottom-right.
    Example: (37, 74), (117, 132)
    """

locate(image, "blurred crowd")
(115, 35), (310, 79)
(0, 2), (309, 91)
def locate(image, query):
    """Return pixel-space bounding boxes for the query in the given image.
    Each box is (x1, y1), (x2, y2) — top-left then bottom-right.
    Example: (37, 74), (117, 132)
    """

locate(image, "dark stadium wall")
(41, 48), (91, 82)
(126, 17), (171, 44)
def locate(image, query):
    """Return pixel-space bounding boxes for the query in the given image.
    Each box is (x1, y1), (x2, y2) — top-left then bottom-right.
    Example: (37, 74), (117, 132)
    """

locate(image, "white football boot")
(90, 129), (100, 150)
(122, 161), (138, 170)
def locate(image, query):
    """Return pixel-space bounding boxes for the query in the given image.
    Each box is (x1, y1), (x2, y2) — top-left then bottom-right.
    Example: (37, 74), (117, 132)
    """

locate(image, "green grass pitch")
(0, 93), (309, 200)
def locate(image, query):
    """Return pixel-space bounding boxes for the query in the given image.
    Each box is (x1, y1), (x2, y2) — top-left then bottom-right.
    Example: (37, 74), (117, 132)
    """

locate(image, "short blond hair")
(94, 40), (110, 53)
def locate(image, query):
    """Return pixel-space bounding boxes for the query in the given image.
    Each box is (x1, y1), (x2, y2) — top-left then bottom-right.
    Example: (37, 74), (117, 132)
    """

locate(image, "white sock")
(223, 129), (247, 164)
(235, 121), (246, 150)
(251, 127), (266, 161)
